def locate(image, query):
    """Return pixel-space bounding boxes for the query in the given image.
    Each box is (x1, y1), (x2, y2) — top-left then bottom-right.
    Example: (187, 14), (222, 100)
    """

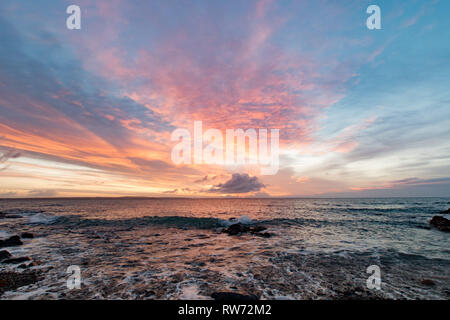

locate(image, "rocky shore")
(0, 271), (41, 296)
(0, 232), (42, 296)
(0, 203), (449, 300)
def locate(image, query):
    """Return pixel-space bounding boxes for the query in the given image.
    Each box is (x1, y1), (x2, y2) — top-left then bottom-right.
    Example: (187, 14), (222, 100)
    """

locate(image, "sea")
(0, 197), (449, 299)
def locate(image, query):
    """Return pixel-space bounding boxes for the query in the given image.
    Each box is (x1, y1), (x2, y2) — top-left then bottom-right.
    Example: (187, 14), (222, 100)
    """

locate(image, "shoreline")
(1, 222), (449, 300)
(1, 198), (449, 300)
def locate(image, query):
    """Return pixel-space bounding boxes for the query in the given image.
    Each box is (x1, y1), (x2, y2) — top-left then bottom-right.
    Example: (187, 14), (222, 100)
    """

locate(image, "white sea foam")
(28, 212), (58, 225)
(178, 284), (205, 300)
(221, 215), (253, 227)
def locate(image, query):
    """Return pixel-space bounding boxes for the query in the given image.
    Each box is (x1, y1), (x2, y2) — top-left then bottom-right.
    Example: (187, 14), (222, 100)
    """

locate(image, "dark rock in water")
(21, 232), (34, 239)
(440, 208), (450, 214)
(253, 232), (272, 238)
(429, 216), (450, 232)
(17, 261), (39, 269)
(0, 250), (12, 262)
(222, 223), (271, 237)
(171, 273), (184, 283)
(421, 279), (435, 286)
(211, 292), (259, 301)
(223, 223), (250, 235)
(0, 271), (41, 295)
(2, 257), (31, 264)
(0, 236), (23, 248)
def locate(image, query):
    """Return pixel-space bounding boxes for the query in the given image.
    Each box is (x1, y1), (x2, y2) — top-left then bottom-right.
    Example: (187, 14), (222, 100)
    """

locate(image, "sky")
(0, 0), (449, 198)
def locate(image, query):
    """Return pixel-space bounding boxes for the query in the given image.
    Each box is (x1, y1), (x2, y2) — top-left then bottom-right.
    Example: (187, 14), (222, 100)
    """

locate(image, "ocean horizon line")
(1, 196), (449, 200)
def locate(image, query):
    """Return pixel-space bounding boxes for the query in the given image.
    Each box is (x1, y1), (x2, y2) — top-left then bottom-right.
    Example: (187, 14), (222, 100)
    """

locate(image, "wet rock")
(17, 262), (38, 269)
(222, 223), (271, 237)
(0, 271), (41, 295)
(2, 257), (31, 264)
(211, 292), (259, 301)
(0, 235), (23, 248)
(440, 208), (450, 214)
(171, 273), (184, 283)
(21, 232), (34, 239)
(0, 250), (12, 262)
(253, 232), (272, 238)
(421, 279), (435, 286)
(223, 223), (250, 235)
(429, 216), (450, 232)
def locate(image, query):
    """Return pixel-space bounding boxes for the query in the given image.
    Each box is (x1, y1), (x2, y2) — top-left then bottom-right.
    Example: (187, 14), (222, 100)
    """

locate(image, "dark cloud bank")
(209, 173), (265, 194)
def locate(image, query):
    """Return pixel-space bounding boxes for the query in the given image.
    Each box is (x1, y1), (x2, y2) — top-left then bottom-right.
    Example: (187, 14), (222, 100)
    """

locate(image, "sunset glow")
(1, 0), (449, 197)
